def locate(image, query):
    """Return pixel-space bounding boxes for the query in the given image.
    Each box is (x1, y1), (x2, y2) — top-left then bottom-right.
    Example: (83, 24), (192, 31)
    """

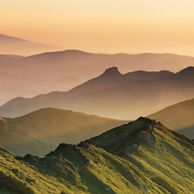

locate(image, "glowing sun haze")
(1, 0), (194, 55)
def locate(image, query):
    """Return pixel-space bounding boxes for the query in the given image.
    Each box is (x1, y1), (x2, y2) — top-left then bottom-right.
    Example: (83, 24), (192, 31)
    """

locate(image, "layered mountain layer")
(1, 66), (194, 119)
(149, 98), (194, 139)
(1, 48), (194, 105)
(0, 108), (126, 156)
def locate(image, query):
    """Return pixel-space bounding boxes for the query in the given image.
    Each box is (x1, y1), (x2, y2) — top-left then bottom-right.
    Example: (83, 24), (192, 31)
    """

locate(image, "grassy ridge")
(86, 117), (194, 193)
(0, 144), (165, 194)
(0, 118), (194, 193)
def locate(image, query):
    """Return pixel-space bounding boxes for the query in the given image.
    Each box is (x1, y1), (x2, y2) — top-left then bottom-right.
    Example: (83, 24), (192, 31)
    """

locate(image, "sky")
(1, 0), (194, 55)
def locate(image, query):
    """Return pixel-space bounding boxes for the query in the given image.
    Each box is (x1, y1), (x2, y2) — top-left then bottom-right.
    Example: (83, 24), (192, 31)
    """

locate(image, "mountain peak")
(102, 67), (121, 77)
(0, 34), (28, 42)
(85, 117), (163, 156)
(46, 143), (76, 157)
(177, 66), (194, 74)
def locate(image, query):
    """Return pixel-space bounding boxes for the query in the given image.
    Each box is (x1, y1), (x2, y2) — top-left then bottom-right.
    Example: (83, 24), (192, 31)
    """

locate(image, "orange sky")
(1, 0), (194, 55)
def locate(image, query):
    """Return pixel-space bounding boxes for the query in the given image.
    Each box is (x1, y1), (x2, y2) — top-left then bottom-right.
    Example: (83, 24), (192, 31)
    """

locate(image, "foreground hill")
(86, 117), (194, 193)
(149, 98), (194, 139)
(1, 49), (194, 105)
(1, 66), (194, 119)
(0, 108), (126, 156)
(1, 118), (194, 193)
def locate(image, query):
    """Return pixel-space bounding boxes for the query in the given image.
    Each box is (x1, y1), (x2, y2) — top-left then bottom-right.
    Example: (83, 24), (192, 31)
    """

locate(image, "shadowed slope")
(0, 117), (52, 156)
(149, 98), (194, 139)
(0, 108), (127, 156)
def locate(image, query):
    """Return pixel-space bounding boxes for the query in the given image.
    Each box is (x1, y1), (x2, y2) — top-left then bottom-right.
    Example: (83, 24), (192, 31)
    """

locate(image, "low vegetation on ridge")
(0, 118), (194, 193)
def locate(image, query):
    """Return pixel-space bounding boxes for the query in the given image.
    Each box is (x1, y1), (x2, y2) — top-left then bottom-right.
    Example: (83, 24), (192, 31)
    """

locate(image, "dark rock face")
(23, 153), (63, 166)
(104, 186), (117, 194)
(22, 143), (92, 170)
(31, 179), (37, 185)
(127, 144), (140, 156)
(136, 121), (156, 146)
(137, 133), (156, 146)
(86, 161), (91, 168)
(19, 172), (26, 181)
(102, 67), (121, 77)
(78, 142), (90, 149)
(51, 143), (73, 156)
(80, 150), (92, 168)
(23, 154), (39, 165)
(142, 184), (148, 194)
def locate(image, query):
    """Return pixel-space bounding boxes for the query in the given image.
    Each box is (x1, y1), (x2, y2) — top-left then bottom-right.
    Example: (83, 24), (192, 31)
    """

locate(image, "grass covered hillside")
(1, 118), (194, 193)
(0, 108), (126, 156)
(0, 143), (166, 194)
(86, 117), (194, 193)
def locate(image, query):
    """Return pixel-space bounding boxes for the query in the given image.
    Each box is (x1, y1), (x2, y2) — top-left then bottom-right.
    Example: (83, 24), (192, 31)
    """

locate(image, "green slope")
(86, 117), (194, 193)
(0, 143), (165, 194)
(0, 118), (194, 193)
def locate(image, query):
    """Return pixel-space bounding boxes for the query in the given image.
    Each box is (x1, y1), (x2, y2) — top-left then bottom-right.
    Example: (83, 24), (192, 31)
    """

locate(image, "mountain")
(1, 118), (194, 193)
(86, 117), (194, 192)
(1, 49), (194, 105)
(149, 98), (194, 139)
(0, 108), (126, 156)
(0, 34), (59, 55)
(0, 116), (52, 157)
(1, 66), (194, 119)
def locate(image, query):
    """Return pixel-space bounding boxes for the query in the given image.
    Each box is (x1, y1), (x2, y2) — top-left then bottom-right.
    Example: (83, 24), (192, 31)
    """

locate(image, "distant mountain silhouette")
(0, 116), (52, 156)
(0, 34), (59, 55)
(1, 66), (194, 119)
(0, 108), (126, 156)
(1, 49), (194, 105)
(149, 98), (194, 139)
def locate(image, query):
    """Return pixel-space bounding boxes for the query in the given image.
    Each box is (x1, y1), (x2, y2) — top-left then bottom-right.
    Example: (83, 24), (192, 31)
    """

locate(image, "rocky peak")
(102, 67), (121, 77)
(177, 66), (194, 76)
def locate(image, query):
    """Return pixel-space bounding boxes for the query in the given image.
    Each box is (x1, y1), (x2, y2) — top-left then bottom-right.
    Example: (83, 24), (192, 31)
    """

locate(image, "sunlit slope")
(86, 117), (194, 193)
(0, 143), (176, 194)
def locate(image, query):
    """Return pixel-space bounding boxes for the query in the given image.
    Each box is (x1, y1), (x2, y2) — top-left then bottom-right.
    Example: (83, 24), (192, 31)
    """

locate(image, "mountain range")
(1, 46), (194, 105)
(0, 34), (59, 55)
(1, 117), (194, 193)
(149, 98), (194, 139)
(1, 66), (194, 120)
(0, 108), (126, 156)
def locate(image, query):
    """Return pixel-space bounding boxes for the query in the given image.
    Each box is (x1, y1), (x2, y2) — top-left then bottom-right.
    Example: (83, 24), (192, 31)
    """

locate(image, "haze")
(1, 0), (194, 55)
